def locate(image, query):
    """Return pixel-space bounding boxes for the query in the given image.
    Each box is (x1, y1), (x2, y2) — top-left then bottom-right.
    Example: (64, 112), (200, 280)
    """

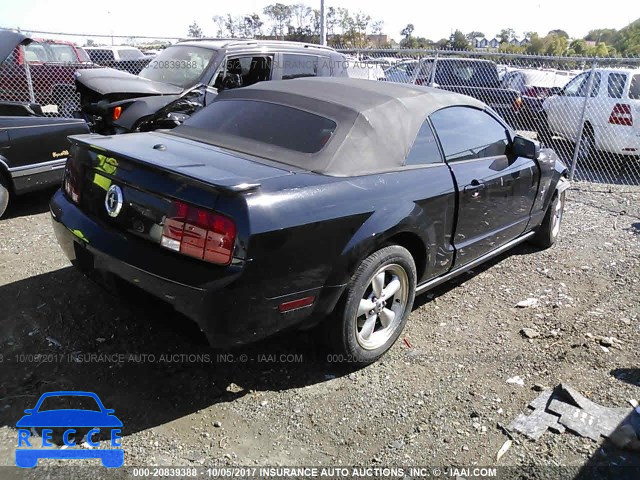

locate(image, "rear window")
(630, 75), (640, 100)
(38, 396), (101, 412)
(88, 49), (115, 62)
(48, 44), (78, 63)
(181, 99), (336, 154)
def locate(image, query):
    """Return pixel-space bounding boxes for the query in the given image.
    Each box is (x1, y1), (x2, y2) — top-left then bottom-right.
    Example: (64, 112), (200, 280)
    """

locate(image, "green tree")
(569, 39), (588, 55)
(497, 28), (516, 43)
(225, 14), (238, 37)
(466, 31), (485, 42)
(525, 33), (545, 54)
(212, 15), (226, 37)
(548, 29), (569, 38)
(401, 24), (414, 40)
(187, 21), (203, 38)
(589, 42), (610, 57)
(615, 19), (640, 55)
(290, 3), (312, 30)
(545, 34), (568, 56)
(450, 30), (469, 50)
(263, 3), (292, 39)
(585, 28), (619, 45)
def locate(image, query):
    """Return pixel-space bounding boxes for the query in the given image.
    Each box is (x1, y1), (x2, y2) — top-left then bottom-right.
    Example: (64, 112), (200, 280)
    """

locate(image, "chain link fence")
(340, 48), (640, 186)
(0, 31), (639, 186)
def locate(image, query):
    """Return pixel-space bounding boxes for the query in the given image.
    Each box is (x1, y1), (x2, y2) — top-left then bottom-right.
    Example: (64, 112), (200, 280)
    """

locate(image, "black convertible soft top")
(173, 77), (487, 176)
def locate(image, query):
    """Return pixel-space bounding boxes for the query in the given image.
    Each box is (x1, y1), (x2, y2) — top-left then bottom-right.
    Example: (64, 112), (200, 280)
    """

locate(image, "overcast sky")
(0, 0), (635, 43)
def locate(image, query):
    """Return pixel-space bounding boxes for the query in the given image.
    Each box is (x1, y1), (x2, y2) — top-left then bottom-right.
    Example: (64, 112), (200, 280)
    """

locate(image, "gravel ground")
(0, 182), (638, 478)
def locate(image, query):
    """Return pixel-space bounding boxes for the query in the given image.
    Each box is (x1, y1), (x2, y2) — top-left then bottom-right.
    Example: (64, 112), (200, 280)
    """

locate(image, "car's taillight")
(63, 157), (83, 204)
(609, 103), (633, 126)
(112, 106), (123, 121)
(161, 200), (236, 265)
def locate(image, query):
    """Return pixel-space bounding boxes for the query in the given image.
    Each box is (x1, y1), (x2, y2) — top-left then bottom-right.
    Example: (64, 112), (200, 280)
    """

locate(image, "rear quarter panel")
(238, 166), (457, 299)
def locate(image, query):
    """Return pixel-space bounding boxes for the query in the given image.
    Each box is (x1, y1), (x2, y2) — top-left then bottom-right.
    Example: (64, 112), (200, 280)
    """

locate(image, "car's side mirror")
(24, 409), (33, 414)
(550, 86), (563, 96)
(512, 135), (540, 160)
(105, 409), (115, 414)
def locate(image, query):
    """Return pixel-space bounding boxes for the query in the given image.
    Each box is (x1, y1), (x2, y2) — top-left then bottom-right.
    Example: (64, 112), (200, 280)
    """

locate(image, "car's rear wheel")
(530, 190), (565, 248)
(576, 123), (595, 163)
(0, 172), (10, 218)
(330, 245), (416, 365)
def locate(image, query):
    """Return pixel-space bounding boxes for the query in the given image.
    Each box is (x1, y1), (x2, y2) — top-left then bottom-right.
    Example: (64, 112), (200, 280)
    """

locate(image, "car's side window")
(562, 72), (587, 97)
(430, 107), (509, 162)
(608, 73), (628, 99)
(282, 54), (318, 79)
(630, 75), (640, 100)
(214, 55), (273, 89)
(405, 121), (443, 166)
(574, 72), (601, 97)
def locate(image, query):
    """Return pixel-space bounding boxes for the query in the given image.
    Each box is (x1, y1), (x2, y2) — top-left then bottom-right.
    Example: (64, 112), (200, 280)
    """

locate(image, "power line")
(2, 27), (181, 40)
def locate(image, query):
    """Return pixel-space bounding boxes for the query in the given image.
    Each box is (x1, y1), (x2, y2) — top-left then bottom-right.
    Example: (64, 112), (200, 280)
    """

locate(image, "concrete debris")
(496, 439), (512, 462)
(506, 375), (525, 387)
(509, 384), (639, 449)
(521, 328), (540, 339)
(516, 298), (538, 308)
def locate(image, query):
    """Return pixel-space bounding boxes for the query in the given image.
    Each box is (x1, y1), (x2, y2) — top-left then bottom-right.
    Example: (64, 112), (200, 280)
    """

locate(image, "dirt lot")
(0, 182), (638, 478)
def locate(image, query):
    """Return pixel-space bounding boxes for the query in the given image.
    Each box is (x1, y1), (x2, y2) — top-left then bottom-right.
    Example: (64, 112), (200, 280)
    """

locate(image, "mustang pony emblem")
(104, 185), (124, 218)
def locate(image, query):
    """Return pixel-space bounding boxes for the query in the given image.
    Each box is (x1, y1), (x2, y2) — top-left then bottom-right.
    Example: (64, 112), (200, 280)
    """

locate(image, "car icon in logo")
(16, 391), (123, 468)
(104, 184), (123, 218)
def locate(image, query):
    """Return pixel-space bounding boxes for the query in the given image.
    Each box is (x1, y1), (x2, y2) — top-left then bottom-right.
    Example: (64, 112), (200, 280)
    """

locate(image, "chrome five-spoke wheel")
(356, 264), (409, 350)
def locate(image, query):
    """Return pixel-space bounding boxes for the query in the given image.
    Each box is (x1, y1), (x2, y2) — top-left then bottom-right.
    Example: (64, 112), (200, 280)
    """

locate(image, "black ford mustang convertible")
(51, 78), (568, 364)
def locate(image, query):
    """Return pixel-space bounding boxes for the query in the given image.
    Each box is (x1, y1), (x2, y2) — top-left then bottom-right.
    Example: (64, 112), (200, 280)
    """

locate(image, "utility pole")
(320, 0), (326, 46)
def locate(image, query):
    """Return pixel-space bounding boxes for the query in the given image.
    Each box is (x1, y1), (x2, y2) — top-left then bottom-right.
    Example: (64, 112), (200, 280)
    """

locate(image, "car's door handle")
(463, 181), (486, 198)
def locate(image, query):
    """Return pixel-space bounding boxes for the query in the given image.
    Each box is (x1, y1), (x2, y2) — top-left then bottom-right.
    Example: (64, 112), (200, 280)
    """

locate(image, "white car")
(543, 67), (640, 157)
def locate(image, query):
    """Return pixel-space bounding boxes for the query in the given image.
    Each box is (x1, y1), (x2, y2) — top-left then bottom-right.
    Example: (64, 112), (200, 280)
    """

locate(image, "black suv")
(75, 39), (350, 134)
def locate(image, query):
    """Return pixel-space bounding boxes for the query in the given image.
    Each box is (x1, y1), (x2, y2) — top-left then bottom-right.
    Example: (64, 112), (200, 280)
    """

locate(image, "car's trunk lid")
(65, 132), (295, 252)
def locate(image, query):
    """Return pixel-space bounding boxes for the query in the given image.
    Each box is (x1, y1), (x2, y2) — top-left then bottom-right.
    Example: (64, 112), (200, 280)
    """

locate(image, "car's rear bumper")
(596, 124), (640, 156)
(50, 190), (343, 347)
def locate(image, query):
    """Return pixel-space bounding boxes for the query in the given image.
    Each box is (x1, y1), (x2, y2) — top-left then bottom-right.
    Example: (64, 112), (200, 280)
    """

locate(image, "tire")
(576, 124), (595, 163)
(329, 245), (416, 365)
(0, 172), (10, 218)
(530, 190), (565, 249)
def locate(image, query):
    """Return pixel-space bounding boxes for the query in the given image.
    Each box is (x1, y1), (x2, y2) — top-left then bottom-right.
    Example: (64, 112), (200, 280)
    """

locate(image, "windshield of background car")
(38, 395), (101, 411)
(434, 60), (499, 87)
(139, 45), (216, 88)
(48, 44), (78, 63)
(177, 99), (337, 154)
(24, 42), (78, 63)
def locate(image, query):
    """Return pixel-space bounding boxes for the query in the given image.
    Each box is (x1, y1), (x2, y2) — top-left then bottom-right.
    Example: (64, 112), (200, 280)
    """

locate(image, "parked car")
(0, 30), (90, 218)
(383, 57), (523, 126)
(382, 59), (417, 83)
(543, 67), (640, 159)
(0, 30), (95, 116)
(51, 78), (568, 364)
(501, 68), (576, 139)
(84, 46), (152, 75)
(75, 39), (349, 134)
